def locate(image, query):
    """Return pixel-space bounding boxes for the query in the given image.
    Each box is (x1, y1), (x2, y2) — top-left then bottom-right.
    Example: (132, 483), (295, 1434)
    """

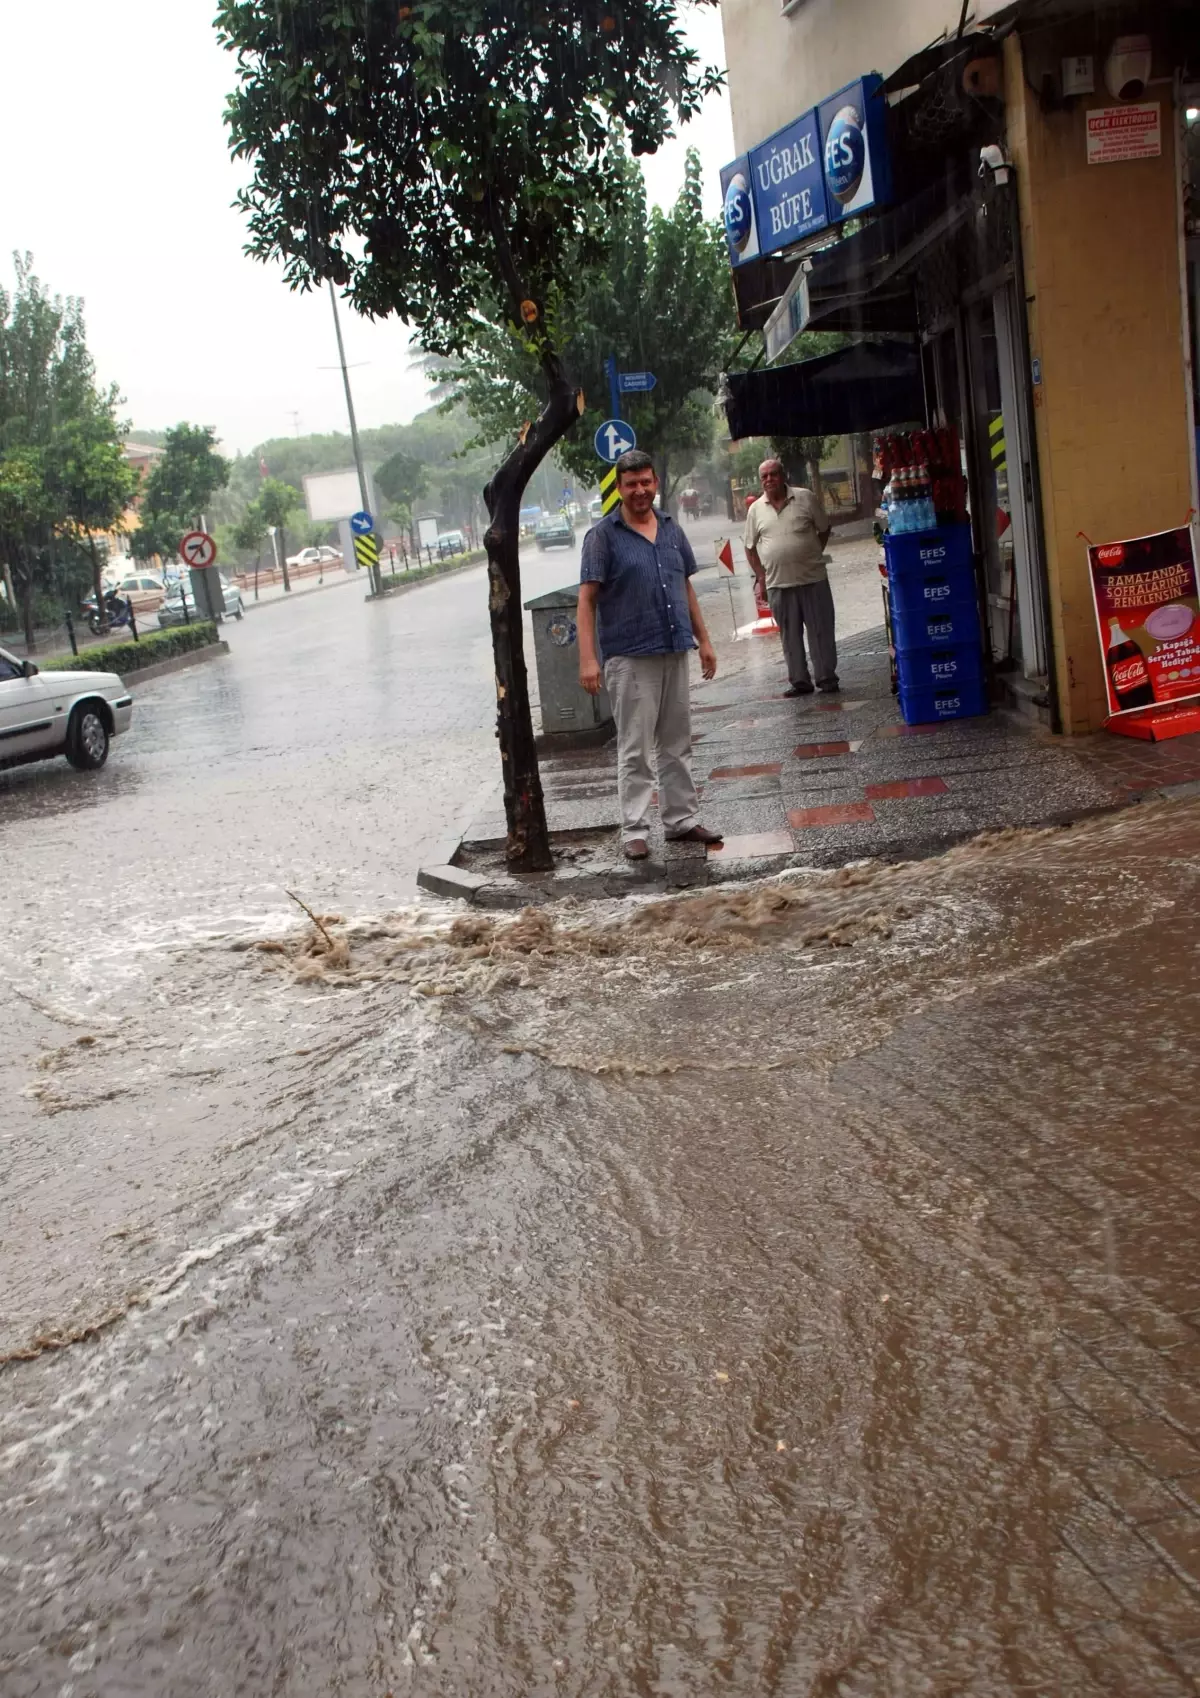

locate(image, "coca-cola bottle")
(1106, 618), (1155, 709)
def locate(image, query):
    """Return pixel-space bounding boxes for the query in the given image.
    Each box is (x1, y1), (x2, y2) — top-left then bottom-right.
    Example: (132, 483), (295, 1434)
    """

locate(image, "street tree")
(256, 477), (300, 591)
(131, 424), (230, 564)
(0, 255), (120, 647)
(52, 408), (139, 630)
(216, 0), (721, 871)
(443, 149), (739, 507)
(232, 500), (268, 568)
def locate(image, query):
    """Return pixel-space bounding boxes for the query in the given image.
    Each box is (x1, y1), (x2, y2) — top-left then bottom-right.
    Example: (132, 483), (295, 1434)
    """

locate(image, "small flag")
(717, 538), (735, 574)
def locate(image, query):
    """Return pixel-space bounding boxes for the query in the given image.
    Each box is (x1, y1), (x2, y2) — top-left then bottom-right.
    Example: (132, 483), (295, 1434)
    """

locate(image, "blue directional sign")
(350, 509), (374, 535)
(619, 370), (657, 394)
(594, 419), (637, 464)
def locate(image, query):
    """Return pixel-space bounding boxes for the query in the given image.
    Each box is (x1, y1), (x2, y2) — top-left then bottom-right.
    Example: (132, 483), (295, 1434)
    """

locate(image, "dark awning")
(722, 340), (924, 442)
(805, 182), (974, 331)
(729, 175), (973, 339)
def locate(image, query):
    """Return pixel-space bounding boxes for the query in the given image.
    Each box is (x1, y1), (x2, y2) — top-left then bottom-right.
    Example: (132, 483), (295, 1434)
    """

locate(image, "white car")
(286, 545), (342, 568)
(0, 645), (133, 772)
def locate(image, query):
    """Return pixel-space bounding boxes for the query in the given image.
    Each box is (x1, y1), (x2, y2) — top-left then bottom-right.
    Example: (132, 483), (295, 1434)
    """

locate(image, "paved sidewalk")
(428, 523), (1200, 904)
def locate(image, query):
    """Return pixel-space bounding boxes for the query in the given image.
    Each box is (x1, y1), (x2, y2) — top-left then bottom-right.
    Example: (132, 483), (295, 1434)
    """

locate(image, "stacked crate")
(884, 526), (987, 725)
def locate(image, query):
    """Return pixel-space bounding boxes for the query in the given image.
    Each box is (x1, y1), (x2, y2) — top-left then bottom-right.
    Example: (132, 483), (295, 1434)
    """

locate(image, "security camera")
(1104, 34), (1152, 101)
(979, 144), (1010, 185)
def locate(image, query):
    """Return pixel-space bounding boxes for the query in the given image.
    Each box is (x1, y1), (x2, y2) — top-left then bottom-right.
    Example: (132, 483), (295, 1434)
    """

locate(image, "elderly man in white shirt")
(743, 458), (837, 696)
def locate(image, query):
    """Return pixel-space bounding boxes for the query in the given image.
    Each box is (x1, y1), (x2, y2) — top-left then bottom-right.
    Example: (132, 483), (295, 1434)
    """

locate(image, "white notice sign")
(1086, 102), (1161, 165)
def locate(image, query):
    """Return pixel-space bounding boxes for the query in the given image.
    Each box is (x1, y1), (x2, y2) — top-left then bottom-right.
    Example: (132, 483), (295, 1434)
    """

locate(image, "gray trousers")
(768, 578), (838, 687)
(604, 652), (700, 841)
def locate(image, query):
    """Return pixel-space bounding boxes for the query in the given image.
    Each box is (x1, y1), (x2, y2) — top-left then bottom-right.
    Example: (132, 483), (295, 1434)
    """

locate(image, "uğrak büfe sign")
(721, 74), (892, 266)
(748, 110), (827, 250)
(1088, 526), (1200, 716)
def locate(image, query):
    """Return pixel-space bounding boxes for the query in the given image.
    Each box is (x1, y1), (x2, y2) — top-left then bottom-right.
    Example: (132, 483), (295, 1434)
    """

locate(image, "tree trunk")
(483, 359), (582, 872)
(279, 527), (291, 593)
(87, 533), (108, 634)
(806, 458), (826, 505)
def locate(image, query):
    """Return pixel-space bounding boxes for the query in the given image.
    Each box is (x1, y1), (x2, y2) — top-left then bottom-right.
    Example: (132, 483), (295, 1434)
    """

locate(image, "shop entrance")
(966, 285), (1047, 681)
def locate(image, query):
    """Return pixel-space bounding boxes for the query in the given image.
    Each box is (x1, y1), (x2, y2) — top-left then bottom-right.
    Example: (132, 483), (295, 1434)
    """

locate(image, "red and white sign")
(180, 529), (217, 568)
(1086, 102), (1161, 166)
(1087, 526), (1200, 718)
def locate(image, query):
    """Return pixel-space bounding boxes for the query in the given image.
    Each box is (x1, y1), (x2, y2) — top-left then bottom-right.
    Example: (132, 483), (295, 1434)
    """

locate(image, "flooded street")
(3, 567), (1200, 1694)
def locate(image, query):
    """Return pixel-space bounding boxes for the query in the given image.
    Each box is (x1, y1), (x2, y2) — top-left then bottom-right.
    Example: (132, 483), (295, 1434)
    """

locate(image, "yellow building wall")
(1004, 35), (1194, 733)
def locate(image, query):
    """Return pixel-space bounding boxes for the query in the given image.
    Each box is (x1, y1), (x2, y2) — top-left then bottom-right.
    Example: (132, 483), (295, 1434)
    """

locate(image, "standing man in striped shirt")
(577, 450), (723, 862)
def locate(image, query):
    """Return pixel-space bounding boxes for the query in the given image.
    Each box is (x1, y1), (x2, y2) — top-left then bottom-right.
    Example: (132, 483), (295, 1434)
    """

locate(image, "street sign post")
(604, 354), (621, 422)
(598, 468), (620, 515)
(180, 529), (217, 568)
(349, 509), (382, 593)
(594, 419), (637, 464)
(618, 370), (657, 394)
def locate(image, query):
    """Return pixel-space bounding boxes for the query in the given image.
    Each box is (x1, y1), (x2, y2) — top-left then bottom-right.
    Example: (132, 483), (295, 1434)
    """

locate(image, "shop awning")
(722, 340), (924, 442)
(804, 182), (974, 332)
(730, 176), (974, 339)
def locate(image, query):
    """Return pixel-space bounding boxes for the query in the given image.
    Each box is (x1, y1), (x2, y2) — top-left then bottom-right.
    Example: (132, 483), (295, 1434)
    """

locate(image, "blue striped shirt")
(579, 508), (698, 662)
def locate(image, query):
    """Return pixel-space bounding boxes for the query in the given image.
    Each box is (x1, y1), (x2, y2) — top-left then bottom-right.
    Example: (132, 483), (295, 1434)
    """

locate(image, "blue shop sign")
(747, 109), (827, 255)
(720, 155), (759, 268)
(818, 74), (891, 224)
(721, 72), (892, 265)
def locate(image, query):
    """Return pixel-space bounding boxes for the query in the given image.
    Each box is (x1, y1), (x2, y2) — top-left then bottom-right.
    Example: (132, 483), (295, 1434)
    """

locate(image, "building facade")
(719, 0), (1200, 734)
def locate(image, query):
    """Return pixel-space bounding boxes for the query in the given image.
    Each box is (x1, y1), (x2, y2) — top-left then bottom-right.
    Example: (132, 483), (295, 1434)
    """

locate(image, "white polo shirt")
(744, 486), (830, 590)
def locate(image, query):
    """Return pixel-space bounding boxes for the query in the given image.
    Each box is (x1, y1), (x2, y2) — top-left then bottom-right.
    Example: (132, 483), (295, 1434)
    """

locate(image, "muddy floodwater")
(3, 796), (1200, 1695)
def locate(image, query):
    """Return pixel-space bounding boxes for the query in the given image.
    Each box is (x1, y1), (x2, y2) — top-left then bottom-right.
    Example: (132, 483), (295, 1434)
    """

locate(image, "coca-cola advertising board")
(1088, 526), (1200, 717)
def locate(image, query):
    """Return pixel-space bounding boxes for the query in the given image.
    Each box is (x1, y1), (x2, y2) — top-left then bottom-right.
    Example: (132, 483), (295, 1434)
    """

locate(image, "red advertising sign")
(1088, 526), (1200, 717)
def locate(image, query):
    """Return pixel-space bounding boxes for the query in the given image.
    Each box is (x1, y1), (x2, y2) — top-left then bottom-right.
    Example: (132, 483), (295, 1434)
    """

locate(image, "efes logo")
(724, 171), (754, 254)
(824, 103), (867, 206)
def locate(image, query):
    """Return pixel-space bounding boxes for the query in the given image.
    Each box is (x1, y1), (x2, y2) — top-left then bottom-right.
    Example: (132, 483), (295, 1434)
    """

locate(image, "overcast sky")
(4, 2), (733, 456)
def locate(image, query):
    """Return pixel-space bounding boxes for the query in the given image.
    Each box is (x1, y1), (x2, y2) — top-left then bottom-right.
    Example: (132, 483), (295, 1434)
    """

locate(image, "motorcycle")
(81, 590), (135, 636)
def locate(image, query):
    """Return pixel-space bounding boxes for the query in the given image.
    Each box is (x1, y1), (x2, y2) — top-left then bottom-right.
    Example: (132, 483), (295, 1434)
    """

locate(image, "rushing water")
(3, 799), (1200, 1694)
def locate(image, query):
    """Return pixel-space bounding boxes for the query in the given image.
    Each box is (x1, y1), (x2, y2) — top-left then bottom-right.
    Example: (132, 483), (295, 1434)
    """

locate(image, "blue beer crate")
(898, 677), (989, 726)
(895, 641), (984, 694)
(890, 592), (980, 653)
(883, 524), (973, 578)
(887, 564), (977, 620)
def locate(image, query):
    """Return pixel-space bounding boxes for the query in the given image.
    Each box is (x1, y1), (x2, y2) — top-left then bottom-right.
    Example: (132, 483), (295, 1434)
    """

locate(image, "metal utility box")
(189, 565), (226, 621)
(524, 585), (613, 744)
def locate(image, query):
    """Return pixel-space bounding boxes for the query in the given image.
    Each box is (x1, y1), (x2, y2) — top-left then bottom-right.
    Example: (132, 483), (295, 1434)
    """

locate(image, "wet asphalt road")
(3, 546), (1200, 1695)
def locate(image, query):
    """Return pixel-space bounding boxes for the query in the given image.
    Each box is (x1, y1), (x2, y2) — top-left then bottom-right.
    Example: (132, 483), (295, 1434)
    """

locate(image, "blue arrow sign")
(350, 509), (374, 535)
(618, 370), (657, 393)
(594, 419), (637, 464)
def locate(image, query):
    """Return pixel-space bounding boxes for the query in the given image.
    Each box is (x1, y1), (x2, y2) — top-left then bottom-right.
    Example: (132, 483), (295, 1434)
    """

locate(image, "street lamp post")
(327, 280), (382, 596)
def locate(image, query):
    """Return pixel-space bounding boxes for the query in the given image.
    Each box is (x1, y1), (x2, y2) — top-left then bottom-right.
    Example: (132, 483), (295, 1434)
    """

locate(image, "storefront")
(719, 1), (1200, 735)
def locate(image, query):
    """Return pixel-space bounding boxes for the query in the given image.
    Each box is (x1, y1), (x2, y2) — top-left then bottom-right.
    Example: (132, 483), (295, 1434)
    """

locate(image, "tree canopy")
(0, 255), (135, 645)
(130, 424), (230, 562)
(217, 1), (720, 352)
(442, 147), (739, 502)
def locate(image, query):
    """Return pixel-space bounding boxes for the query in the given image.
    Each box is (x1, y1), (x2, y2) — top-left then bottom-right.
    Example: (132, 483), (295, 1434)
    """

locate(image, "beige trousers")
(603, 652), (700, 841)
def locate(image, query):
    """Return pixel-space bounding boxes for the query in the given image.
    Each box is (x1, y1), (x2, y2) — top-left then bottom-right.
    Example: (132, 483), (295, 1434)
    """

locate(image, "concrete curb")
(121, 641), (230, 687)
(416, 781), (1199, 910)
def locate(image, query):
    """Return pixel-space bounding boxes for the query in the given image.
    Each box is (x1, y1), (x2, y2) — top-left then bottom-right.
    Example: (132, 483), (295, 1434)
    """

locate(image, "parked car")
(436, 530), (467, 557)
(109, 572), (166, 612)
(285, 545), (342, 569)
(588, 496), (604, 521)
(536, 512), (575, 550)
(157, 578), (244, 627)
(0, 644), (133, 772)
